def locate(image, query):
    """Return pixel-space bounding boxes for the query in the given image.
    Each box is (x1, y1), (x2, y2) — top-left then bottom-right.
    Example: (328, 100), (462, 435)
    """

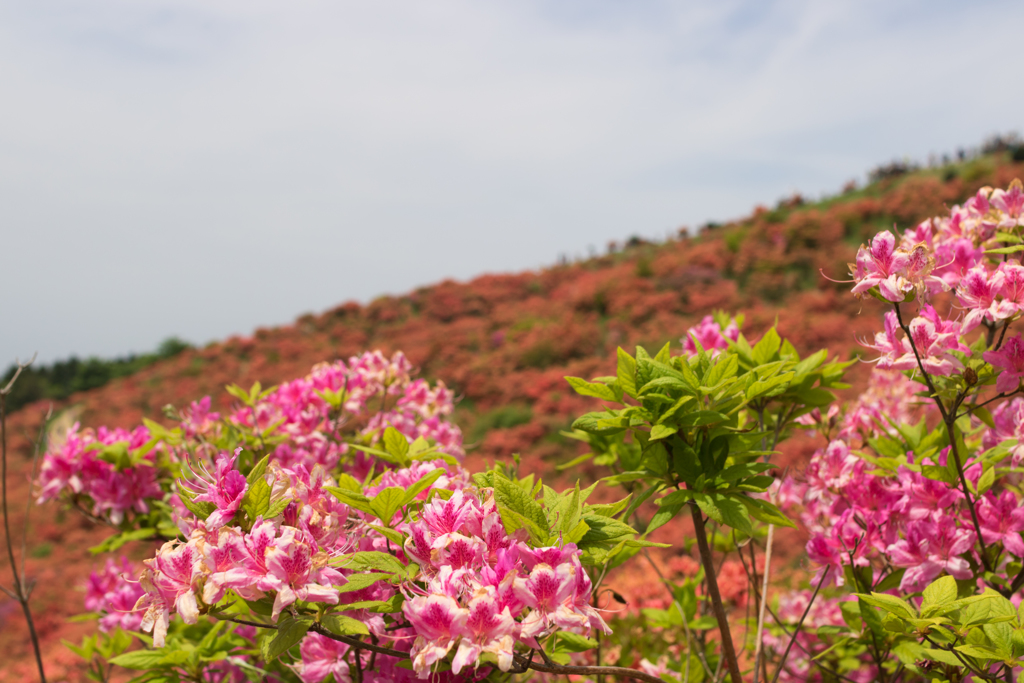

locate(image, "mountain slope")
(1, 149), (1022, 679)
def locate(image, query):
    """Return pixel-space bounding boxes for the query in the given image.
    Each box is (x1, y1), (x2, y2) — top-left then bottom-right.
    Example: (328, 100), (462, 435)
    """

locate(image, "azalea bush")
(16, 179), (1024, 683)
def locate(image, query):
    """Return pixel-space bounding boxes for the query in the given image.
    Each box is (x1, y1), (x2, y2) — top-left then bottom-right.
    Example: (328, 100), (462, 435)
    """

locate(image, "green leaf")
(752, 328), (781, 364)
(402, 468), (445, 506)
(649, 424), (678, 441)
(977, 466), (996, 495)
(382, 427), (411, 462)
(320, 614), (369, 636)
(696, 492), (750, 534)
(572, 411), (628, 436)
(340, 551), (407, 574)
(704, 354), (739, 390)
(177, 485), (216, 521)
(242, 475), (272, 519)
(856, 593), (917, 620)
(617, 347), (637, 398)
(109, 649), (172, 670)
(369, 487), (408, 524)
(555, 632), (598, 652)
(246, 454), (270, 487)
(261, 615), (312, 662)
(493, 475), (549, 540)
(985, 245), (1024, 255)
(565, 376), (619, 402)
(922, 575), (958, 612)
(338, 572), (395, 593)
(265, 496), (291, 519)
(741, 497), (794, 528)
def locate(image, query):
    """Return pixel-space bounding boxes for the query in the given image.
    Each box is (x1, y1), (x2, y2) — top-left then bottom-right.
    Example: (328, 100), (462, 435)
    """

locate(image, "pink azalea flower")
(991, 179), (1024, 228)
(257, 527), (341, 619)
(978, 491), (1024, 557)
(85, 557), (145, 633)
(861, 311), (905, 368)
(450, 587), (516, 675)
(135, 540), (204, 647)
(957, 266), (1008, 332)
(295, 632), (351, 683)
(513, 562), (588, 640)
(850, 231), (913, 302)
(184, 449), (248, 529)
(402, 593), (468, 676)
(996, 261), (1024, 318)
(892, 311), (966, 376)
(887, 516), (975, 591)
(983, 335), (1024, 394)
(682, 315), (739, 356)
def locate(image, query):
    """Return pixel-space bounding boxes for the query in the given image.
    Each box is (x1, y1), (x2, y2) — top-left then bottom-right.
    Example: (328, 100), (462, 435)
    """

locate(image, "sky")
(3, 0), (1024, 365)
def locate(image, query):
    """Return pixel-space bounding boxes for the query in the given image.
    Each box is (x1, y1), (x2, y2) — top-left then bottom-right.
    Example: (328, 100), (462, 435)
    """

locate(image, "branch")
(0, 358), (46, 683)
(688, 496), (744, 683)
(217, 615), (667, 683)
(769, 566), (830, 683)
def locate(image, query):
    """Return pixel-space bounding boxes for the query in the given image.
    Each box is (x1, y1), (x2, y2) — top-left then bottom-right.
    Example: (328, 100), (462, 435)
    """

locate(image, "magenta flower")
(451, 587), (516, 675)
(184, 449), (248, 529)
(682, 315), (739, 356)
(983, 335), (1024, 394)
(887, 516), (975, 591)
(977, 490), (1024, 557)
(85, 556), (145, 633)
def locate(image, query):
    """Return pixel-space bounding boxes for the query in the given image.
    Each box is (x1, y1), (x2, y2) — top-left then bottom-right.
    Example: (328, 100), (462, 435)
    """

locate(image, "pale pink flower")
(991, 179), (1024, 227)
(402, 594), (468, 676)
(135, 540), (204, 647)
(257, 527), (341, 619)
(450, 587), (516, 674)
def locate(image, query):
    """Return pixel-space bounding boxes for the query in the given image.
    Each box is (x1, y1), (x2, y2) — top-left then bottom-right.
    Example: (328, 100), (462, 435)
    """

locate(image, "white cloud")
(2, 0), (1022, 364)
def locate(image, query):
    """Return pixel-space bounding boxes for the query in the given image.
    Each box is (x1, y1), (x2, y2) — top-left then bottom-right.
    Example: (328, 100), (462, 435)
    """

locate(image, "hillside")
(2, 148), (1024, 679)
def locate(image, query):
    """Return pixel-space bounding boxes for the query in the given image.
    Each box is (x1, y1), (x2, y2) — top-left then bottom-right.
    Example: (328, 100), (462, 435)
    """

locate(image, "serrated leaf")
(617, 347), (637, 398)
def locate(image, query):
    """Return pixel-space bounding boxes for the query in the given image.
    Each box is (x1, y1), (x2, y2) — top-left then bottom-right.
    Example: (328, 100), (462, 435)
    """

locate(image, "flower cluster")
(230, 351), (463, 473)
(85, 556), (146, 633)
(785, 384), (1007, 593)
(401, 490), (610, 677)
(36, 423), (162, 525)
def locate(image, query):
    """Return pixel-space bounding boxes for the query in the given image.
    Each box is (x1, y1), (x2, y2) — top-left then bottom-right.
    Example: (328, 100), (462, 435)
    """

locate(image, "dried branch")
(1, 355), (46, 682)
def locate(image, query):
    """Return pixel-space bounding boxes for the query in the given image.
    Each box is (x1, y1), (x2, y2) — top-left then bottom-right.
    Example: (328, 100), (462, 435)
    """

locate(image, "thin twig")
(768, 566), (830, 683)
(0, 356), (46, 682)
